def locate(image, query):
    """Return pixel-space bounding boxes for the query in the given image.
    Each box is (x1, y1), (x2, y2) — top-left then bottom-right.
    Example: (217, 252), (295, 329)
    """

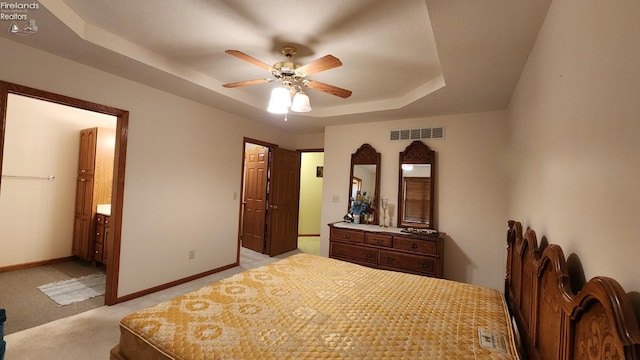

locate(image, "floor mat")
(37, 273), (106, 306)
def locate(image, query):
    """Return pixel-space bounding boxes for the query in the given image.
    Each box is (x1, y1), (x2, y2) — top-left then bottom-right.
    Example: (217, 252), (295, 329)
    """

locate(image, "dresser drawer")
(379, 250), (438, 276)
(330, 241), (377, 264)
(365, 233), (392, 247)
(94, 241), (104, 262)
(330, 227), (365, 243)
(393, 236), (438, 255)
(95, 224), (106, 243)
(96, 214), (109, 225)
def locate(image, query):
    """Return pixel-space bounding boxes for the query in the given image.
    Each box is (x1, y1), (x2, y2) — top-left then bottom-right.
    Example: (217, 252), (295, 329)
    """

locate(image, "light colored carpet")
(0, 259), (106, 334)
(38, 272), (106, 306)
(4, 247), (302, 360)
(298, 236), (320, 255)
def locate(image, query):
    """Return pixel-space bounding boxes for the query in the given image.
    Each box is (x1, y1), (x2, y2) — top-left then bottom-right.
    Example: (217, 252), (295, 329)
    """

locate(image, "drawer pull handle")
(419, 263), (429, 268)
(376, 239), (382, 244)
(335, 248), (343, 253)
(96, 232), (100, 236)
(410, 242), (418, 249)
(384, 257), (394, 263)
(343, 233), (350, 239)
(364, 253), (372, 259)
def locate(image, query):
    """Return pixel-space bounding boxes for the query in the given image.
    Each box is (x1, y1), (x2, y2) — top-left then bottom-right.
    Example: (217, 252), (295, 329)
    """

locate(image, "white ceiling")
(2, 0), (551, 133)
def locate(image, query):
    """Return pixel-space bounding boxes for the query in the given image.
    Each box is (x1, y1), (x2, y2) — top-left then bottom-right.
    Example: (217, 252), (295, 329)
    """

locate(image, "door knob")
(269, 204), (278, 210)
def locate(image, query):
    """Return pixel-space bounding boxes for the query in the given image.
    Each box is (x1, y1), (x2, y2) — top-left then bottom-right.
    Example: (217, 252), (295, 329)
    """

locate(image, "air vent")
(390, 126), (445, 141)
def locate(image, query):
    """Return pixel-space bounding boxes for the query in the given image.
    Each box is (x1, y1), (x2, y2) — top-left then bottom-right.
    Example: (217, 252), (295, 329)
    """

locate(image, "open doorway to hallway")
(238, 138), (301, 258)
(297, 150), (324, 255)
(237, 141), (321, 259)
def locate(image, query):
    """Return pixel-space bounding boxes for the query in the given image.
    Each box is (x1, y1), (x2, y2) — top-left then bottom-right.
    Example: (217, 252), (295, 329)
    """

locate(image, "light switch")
(332, 195), (340, 203)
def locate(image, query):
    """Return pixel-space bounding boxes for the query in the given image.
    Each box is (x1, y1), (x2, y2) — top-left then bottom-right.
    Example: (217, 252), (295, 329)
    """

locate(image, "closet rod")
(1, 175), (55, 181)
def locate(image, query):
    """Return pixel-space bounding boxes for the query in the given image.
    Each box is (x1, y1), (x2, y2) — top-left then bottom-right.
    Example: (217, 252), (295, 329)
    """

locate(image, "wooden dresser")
(94, 213), (110, 265)
(329, 222), (444, 278)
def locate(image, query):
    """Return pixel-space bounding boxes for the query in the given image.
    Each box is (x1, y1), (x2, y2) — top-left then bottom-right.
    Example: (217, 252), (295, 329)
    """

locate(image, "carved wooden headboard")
(505, 220), (640, 359)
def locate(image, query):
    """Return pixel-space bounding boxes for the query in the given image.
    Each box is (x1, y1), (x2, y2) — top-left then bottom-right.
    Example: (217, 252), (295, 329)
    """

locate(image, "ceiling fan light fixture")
(290, 92), (311, 112)
(268, 86), (292, 114)
(267, 103), (289, 114)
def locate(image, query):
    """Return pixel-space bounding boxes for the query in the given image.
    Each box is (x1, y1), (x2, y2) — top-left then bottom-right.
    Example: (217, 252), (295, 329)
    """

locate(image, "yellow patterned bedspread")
(116, 253), (519, 359)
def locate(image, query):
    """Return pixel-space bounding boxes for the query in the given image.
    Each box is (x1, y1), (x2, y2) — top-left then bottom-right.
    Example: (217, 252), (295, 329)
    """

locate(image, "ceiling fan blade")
(296, 55), (343, 76)
(305, 80), (352, 98)
(223, 79), (271, 88)
(225, 50), (273, 71)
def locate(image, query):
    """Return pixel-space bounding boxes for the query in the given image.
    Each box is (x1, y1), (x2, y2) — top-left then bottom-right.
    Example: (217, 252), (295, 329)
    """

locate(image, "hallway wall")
(298, 152), (324, 235)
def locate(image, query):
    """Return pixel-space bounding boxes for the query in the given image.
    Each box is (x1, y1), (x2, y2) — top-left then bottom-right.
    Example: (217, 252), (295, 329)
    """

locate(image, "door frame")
(237, 137), (278, 261)
(0, 80), (129, 306)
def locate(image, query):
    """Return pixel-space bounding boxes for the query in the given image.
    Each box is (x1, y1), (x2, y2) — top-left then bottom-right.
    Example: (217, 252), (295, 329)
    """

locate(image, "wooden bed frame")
(505, 220), (640, 359)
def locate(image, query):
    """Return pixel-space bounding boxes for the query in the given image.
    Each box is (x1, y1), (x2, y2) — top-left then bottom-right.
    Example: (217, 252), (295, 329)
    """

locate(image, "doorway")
(239, 138), (301, 257)
(297, 150), (324, 255)
(0, 81), (129, 306)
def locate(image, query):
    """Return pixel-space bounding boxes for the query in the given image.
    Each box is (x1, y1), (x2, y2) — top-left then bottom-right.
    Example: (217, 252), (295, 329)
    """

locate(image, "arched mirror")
(349, 144), (380, 223)
(397, 140), (435, 229)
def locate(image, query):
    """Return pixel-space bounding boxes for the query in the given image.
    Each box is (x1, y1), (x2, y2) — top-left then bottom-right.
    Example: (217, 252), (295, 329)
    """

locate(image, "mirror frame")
(397, 140), (435, 229)
(349, 143), (381, 223)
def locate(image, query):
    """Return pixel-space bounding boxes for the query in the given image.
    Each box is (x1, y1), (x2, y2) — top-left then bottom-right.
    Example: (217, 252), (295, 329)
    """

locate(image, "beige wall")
(0, 38), (298, 297)
(321, 111), (510, 290)
(298, 152), (324, 235)
(507, 0), (640, 294)
(296, 132), (324, 150)
(0, 94), (116, 267)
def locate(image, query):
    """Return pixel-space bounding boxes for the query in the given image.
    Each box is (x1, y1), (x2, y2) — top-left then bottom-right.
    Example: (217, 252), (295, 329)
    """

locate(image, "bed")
(505, 221), (640, 359)
(110, 221), (640, 359)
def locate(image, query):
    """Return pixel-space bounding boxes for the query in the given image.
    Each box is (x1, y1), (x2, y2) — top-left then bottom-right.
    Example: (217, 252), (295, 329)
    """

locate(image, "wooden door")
(73, 174), (94, 260)
(266, 147), (301, 256)
(241, 146), (269, 253)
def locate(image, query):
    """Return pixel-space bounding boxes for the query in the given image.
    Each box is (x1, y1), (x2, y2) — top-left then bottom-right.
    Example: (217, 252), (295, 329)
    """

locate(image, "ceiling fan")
(222, 46), (352, 113)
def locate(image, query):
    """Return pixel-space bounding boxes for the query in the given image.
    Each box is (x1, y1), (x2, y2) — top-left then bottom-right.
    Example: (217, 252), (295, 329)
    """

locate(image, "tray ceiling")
(1, 0), (552, 132)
